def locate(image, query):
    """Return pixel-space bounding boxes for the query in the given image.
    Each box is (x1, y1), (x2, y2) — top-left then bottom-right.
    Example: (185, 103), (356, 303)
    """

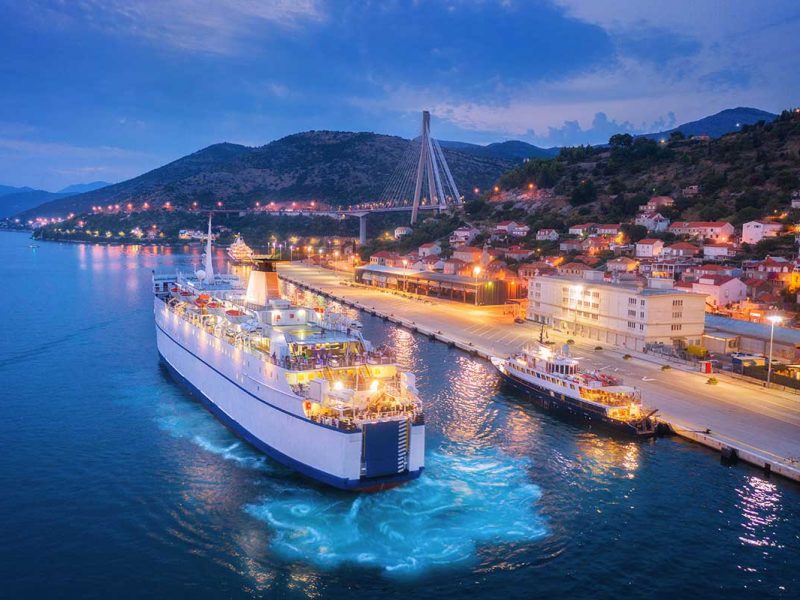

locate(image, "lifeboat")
(225, 309), (250, 324)
(195, 293), (211, 307)
(206, 301), (224, 315)
(178, 290), (196, 301)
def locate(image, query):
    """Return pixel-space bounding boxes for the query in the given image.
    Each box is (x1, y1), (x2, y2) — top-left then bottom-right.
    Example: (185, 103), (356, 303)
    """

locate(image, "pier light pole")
(473, 266), (481, 306)
(766, 315), (784, 387)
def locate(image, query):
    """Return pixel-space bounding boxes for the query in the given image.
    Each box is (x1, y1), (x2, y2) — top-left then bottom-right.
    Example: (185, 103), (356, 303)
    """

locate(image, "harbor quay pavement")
(278, 263), (800, 482)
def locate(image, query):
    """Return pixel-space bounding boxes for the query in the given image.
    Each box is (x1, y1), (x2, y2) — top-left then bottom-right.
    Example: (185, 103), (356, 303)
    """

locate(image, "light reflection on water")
(155, 348), (547, 577)
(4, 235), (800, 598)
(245, 444), (545, 575)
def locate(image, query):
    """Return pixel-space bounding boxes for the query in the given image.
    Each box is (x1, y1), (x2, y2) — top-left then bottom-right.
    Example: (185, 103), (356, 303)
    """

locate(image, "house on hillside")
(669, 221), (734, 241)
(518, 261), (557, 280)
(643, 196), (675, 212)
(560, 239), (583, 252)
(452, 245), (483, 264)
(703, 243), (736, 260)
(568, 223), (596, 236)
(635, 212), (670, 232)
(536, 228), (559, 241)
(635, 239), (664, 258)
(504, 246), (534, 261)
(605, 256), (639, 273)
(686, 275), (747, 308)
(662, 241), (700, 257)
(418, 241), (442, 257)
(449, 226), (480, 247)
(596, 224), (622, 236)
(558, 262), (592, 276)
(370, 250), (398, 266)
(741, 221), (783, 245)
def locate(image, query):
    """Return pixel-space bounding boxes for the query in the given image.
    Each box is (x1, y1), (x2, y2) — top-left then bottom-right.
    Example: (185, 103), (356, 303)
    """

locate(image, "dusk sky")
(1, 0), (798, 190)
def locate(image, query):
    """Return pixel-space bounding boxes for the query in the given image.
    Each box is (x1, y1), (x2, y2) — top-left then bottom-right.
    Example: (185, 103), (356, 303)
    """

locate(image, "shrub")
(661, 365), (672, 371)
(707, 377), (719, 385)
(594, 346), (603, 351)
(623, 354), (632, 360)
(566, 339), (575, 345)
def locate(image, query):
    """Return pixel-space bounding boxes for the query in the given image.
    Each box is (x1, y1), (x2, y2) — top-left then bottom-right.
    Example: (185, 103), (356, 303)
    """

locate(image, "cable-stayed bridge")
(289, 111), (464, 242)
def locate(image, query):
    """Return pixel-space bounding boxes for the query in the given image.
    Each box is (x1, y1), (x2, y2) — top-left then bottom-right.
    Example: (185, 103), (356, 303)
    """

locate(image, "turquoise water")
(1, 231), (799, 598)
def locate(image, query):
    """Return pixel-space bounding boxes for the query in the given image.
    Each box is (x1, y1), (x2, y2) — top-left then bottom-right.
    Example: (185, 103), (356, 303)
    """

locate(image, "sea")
(1, 231), (798, 599)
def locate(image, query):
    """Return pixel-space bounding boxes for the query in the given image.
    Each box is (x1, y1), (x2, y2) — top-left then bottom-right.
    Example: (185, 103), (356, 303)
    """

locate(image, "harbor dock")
(279, 263), (800, 483)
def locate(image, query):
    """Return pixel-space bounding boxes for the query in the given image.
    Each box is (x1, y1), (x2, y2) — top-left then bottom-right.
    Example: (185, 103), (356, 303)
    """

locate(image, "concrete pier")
(279, 263), (800, 483)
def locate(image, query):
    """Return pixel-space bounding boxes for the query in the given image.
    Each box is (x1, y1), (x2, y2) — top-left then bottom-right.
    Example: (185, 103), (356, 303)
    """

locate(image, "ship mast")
(204, 213), (215, 284)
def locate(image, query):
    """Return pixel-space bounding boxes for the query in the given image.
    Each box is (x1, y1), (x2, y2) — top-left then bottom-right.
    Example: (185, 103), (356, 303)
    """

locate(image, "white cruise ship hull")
(155, 298), (425, 490)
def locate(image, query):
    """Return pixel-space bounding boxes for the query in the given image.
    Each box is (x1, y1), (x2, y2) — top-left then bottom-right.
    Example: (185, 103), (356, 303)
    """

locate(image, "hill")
(643, 107), (777, 141)
(0, 184), (35, 197)
(21, 133), (514, 219)
(491, 109), (800, 230)
(439, 139), (558, 161)
(0, 189), (72, 218)
(58, 181), (111, 194)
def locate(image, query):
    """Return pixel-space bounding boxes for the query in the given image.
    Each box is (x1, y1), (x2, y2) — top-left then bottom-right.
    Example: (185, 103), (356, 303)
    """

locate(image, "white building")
(418, 242), (442, 257)
(536, 228), (559, 241)
(394, 226), (413, 239)
(527, 272), (706, 351)
(669, 221), (734, 241)
(635, 239), (664, 258)
(635, 212), (670, 232)
(643, 196), (674, 212)
(681, 275), (747, 308)
(568, 223), (596, 236)
(449, 226), (480, 247)
(741, 221), (783, 245)
(703, 243), (735, 259)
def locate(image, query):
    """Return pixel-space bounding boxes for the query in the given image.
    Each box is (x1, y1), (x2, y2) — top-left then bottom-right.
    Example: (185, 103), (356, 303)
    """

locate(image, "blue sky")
(1, 0), (798, 190)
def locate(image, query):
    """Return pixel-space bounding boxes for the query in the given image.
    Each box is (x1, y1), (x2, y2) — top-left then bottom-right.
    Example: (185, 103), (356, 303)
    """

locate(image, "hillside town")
(344, 190), (800, 373)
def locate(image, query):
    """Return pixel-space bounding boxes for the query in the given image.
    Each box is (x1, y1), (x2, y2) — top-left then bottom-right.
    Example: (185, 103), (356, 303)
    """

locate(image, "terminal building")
(527, 271), (706, 351)
(355, 264), (525, 305)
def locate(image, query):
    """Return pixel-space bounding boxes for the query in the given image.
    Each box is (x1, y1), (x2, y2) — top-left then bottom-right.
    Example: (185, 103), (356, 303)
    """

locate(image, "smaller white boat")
(227, 234), (254, 264)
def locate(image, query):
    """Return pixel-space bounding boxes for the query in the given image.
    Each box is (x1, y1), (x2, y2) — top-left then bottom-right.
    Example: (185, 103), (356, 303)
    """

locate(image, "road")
(279, 263), (800, 480)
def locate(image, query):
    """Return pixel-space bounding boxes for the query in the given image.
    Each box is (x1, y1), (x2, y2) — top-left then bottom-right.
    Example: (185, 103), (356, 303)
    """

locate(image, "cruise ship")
(491, 344), (657, 437)
(152, 220), (425, 490)
(226, 234), (254, 264)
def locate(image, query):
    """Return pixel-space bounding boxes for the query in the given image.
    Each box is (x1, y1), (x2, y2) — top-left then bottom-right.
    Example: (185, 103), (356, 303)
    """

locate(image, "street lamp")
(766, 315), (784, 387)
(473, 266), (481, 306)
(402, 259), (408, 292)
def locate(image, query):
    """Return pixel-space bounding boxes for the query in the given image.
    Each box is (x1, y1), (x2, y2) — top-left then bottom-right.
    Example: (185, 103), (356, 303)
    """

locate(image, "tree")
(570, 180), (597, 206)
(669, 130), (685, 141)
(621, 223), (648, 243)
(609, 133), (634, 148)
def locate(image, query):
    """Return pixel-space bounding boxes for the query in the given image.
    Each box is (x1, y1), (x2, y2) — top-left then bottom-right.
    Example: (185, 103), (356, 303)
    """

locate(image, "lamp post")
(473, 266), (481, 306)
(766, 315), (784, 387)
(402, 259), (408, 292)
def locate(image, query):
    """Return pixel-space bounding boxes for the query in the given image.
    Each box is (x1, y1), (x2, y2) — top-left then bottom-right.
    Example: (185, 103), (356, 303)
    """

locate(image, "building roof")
(371, 250), (397, 258)
(697, 275), (740, 286)
(637, 238), (662, 245)
(560, 262), (592, 270)
(671, 221), (732, 229)
(419, 242), (440, 248)
(706, 315), (800, 346)
(454, 245), (482, 253)
(667, 242), (699, 251)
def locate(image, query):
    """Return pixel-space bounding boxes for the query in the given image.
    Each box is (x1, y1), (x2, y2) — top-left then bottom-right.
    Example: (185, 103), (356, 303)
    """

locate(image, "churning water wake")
(154, 372), (546, 575)
(245, 443), (546, 575)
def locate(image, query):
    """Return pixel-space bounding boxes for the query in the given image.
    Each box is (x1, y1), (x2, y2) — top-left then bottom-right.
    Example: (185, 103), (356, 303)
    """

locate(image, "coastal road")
(279, 264), (800, 476)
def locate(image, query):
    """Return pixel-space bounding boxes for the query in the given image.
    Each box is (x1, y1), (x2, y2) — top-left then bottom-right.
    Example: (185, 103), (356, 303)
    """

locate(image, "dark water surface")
(1, 232), (798, 599)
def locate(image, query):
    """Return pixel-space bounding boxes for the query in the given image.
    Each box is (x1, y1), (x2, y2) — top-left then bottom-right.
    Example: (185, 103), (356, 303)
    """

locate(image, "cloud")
(351, 1), (799, 145)
(14, 0), (325, 54)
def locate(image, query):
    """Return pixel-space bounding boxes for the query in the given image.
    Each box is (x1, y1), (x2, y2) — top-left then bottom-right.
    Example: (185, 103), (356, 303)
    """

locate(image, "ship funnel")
(245, 258), (281, 306)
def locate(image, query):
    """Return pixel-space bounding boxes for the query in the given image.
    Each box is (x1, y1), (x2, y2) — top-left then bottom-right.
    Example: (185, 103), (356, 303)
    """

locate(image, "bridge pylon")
(410, 111), (461, 224)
